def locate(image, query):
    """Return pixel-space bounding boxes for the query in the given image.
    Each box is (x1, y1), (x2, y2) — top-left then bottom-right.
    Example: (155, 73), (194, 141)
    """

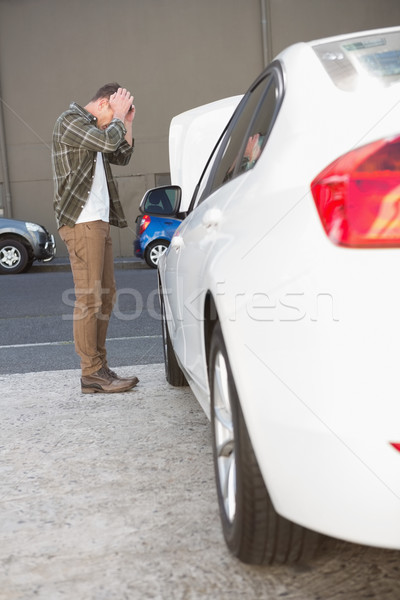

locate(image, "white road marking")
(0, 335), (162, 350)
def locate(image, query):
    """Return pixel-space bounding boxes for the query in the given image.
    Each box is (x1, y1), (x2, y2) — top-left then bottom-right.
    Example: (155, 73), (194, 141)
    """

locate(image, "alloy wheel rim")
(0, 246), (21, 269)
(150, 244), (167, 266)
(213, 350), (236, 523)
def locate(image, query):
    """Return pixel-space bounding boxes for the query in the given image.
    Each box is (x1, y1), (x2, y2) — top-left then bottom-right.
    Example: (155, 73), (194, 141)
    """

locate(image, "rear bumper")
(133, 238), (144, 258)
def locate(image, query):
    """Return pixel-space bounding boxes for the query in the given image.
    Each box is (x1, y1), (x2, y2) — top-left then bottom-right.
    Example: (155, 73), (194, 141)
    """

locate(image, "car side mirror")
(139, 185), (182, 216)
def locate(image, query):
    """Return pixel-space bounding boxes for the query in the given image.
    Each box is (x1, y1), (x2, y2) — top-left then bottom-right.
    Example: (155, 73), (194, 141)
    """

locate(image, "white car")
(147, 27), (400, 564)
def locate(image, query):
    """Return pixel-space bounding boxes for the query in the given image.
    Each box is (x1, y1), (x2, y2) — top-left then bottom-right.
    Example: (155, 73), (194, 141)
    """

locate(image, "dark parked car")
(0, 217), (56, 274)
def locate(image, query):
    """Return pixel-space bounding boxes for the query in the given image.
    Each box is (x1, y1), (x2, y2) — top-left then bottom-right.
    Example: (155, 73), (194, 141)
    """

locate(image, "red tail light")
(390, 442), (400, 453)
(139, 214), (151, 235)
(311, 135), (400, 247)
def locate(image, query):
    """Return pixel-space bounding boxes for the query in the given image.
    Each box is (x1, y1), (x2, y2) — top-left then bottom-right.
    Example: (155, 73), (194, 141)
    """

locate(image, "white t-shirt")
(76, 152), (109, 224)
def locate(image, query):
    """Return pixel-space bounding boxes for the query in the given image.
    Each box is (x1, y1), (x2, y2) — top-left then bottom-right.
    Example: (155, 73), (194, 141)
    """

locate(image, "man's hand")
(125, 104), (136, 124)
(109, 88), (134, 122)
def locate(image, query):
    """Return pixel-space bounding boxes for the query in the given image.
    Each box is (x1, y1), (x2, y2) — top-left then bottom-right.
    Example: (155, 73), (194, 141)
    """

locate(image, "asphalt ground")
(0, 260), (163, 374)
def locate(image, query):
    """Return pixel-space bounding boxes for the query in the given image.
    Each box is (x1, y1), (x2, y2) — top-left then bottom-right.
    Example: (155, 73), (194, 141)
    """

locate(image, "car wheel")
(160, 285), (188, 387)
(0, 238), (30, 274)
(145, 240), (170, 269)
(23, 259), (34, 273)
(209, 321), (320, 565)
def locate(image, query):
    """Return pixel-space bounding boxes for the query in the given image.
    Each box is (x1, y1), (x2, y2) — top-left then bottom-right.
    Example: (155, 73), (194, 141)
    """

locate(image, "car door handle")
(171, 235), (184, 251)
(202, 208), (222, 229)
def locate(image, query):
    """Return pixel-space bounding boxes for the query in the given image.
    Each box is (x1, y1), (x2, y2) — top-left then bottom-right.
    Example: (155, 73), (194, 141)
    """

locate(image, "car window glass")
(143, 187), (178, 215)
(236, 78), (277, 176)
(191, 135), (225, 209)
(209, 74), (271, 194)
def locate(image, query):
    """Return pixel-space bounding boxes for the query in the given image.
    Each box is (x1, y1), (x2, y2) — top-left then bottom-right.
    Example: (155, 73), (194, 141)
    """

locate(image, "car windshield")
(313, 30), (400, 91)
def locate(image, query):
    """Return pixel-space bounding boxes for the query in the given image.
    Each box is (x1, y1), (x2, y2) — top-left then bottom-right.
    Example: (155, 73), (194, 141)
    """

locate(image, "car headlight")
(25, 222), (45, 233)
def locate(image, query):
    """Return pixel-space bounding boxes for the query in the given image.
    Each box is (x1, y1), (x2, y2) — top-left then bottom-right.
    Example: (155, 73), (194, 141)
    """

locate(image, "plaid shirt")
(51, 102), (134, 229)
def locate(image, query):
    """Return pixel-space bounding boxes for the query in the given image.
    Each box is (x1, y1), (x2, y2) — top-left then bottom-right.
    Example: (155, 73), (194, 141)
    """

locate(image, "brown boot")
(81, 366), (138, 394)
(103, 366), (139, 388)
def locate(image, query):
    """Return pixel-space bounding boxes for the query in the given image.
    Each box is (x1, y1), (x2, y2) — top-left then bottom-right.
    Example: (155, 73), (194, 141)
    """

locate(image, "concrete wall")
(0, 0), (400, 256)
(268, 0), (400, 56)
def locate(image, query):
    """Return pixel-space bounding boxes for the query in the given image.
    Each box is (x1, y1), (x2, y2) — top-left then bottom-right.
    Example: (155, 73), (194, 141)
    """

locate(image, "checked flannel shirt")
(51, 102), (134, 229)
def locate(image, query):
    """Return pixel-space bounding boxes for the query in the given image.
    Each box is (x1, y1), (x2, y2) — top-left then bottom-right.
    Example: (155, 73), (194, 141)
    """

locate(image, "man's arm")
(124, 104), (135, 147)
(60, 114), (127, 153)
(108, 90), (135, 164)
(107, 138), (133, 166)
(59, 88), (135, 155)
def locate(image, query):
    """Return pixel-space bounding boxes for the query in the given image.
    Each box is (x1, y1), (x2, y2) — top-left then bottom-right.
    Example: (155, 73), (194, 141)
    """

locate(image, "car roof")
(278, 26), (400, 92)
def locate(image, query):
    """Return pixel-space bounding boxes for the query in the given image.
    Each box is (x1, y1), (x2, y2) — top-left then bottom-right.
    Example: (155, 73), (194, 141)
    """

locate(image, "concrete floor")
(1, 365), (399, 600)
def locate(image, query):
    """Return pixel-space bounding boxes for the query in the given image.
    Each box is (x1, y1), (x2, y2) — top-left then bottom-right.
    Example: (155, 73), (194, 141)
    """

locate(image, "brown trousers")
(59, 221), (116, 376)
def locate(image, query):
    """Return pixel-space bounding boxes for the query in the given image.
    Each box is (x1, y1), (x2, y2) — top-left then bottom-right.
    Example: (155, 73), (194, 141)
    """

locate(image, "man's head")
(85, 82), (121, 130)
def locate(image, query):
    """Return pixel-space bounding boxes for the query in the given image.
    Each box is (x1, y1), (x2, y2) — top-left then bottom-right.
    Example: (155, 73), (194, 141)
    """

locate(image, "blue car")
(134, 186), (182, 268)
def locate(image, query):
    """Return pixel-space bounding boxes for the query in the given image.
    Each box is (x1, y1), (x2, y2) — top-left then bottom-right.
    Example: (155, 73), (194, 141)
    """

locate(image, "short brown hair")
(91, 82), (121, 102)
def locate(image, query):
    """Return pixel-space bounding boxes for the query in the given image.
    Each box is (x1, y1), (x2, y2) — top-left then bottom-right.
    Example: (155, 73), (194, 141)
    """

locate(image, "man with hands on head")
(52, 83), (139, 394)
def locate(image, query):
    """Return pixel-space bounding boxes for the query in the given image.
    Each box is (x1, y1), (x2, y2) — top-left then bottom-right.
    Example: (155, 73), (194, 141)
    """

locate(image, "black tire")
(0, 238), (30, 274)
(144, 240), (170, 269)
(209, 322), (320, 565)
(23, 259), (34, 273)
(160, 285), (188, 387)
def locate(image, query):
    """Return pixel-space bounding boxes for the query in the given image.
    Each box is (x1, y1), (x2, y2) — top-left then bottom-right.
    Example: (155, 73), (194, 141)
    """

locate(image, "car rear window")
(313, 30), (400, 91)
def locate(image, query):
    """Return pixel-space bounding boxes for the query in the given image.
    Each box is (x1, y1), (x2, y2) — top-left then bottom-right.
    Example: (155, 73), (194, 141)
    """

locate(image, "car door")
(169, 65), (284, 392)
